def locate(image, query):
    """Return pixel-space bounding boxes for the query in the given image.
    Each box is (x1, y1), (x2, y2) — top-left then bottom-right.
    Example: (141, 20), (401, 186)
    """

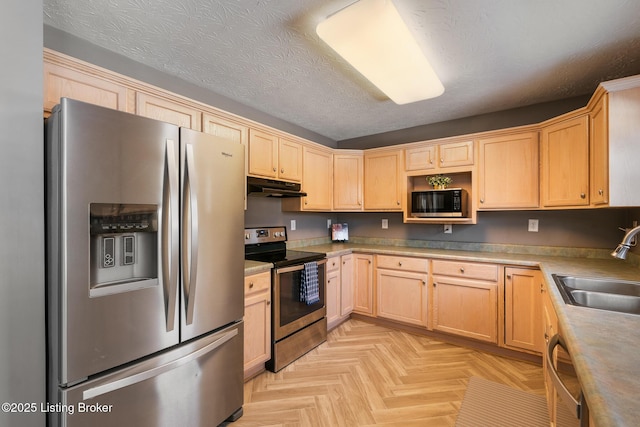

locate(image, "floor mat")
(455, 376), (550, 427)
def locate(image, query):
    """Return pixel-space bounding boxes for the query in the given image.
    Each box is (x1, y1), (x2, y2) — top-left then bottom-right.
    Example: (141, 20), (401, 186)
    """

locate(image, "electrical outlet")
(382, 219), (389, 229)
(327, 219), (332, 229)
(528, 219), (539, 232)
(290, 219), (296, 231)
(444, 224), (452, 234)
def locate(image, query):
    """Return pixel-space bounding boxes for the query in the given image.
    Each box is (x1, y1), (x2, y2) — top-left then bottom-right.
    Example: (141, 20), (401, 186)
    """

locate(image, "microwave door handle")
(546, 334), (584, 421)
(183, 143), (199, 325)
(163, 139), (179, 332)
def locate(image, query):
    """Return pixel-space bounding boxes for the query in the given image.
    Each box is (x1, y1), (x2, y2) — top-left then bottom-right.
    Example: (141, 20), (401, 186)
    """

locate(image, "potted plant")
(427, 174), (452, 189)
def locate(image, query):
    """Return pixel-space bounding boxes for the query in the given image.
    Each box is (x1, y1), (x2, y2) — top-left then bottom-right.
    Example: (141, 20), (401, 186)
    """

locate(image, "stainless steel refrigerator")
(45, 98), (245, 427)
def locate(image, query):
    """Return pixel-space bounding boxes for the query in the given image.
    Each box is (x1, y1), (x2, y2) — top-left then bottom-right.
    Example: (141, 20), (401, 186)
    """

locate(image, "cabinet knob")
(480, 199), (484, 204)
(249, 282), (254, 288)
(397, 201), (400, 205)
(273, 167), (277, 172)
(440, 158), (444, 163)
(422, 280), (426, 286)
(398, 262), (402, 267)
(460, 267), (465, 273)
(598, 189), (604, 195)
(580, 193), (586, 199)
(281, 168), (285, 173)
(506, 274), (511, 279)
(433, 282), (437, 287)
(267, 300), (271, 305)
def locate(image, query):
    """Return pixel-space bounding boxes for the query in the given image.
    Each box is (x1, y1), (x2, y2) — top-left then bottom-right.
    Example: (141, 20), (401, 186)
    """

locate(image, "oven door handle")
(275, 258), (327, 274)
(546, 334), (587, 423)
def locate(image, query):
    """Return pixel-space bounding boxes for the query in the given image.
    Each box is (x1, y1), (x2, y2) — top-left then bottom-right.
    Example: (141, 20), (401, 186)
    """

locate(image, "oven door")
(273, 259), (327, 341)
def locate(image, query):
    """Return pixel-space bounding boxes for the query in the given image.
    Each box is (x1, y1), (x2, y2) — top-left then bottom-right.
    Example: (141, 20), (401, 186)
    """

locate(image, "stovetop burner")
(244, 226), (325, 268)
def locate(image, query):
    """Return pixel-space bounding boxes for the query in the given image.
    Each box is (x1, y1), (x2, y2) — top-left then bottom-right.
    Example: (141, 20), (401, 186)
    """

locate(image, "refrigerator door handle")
(164, 138), (179, 332)
(82, 327), (238, 401)
(183, 143), (199, 325)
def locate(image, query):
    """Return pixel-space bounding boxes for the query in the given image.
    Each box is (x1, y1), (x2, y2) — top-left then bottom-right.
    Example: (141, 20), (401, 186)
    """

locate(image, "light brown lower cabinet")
(243, 271), (271, 380)
(504, 267), (543, 353)
(431, 260), (499, 343)
(353, 254), (374, 315)
(375, 255), (428, 327)
(326, 254), (355, 330)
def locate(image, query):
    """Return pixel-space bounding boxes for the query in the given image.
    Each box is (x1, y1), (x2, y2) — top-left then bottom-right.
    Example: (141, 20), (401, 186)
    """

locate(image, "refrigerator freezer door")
(53, 322), (243, 427)
(179, 128), (245, 341)
(47, 99), (180, 386)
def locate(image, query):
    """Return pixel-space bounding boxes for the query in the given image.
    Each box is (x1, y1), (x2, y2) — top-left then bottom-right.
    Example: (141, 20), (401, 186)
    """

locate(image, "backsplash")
(246, 198), (636, 258)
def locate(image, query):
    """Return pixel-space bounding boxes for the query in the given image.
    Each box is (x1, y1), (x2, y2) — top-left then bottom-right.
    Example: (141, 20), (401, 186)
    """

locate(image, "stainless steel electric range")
(244, 226), (327, 372)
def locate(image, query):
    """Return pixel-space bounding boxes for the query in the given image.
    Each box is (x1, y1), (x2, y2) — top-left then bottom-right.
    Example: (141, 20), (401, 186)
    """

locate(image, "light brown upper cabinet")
(478, 131), (539, 209)
(364, 149), (403, 211)
(589, 94), (608, 206)
(136, 92), (202, 130)
(333, 151), (364, 211)
(248, 129), (302, 182)
(43, 50), (130, 116)
(405, 140), (474, 171)
(589, 77), (640, 207)
(540, 115), (590, 207)
(300, 146), (333, 211)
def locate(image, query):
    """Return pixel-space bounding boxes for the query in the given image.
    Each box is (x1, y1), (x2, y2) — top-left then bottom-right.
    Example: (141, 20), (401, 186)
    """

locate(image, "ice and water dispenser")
(89, 203), (158, 297)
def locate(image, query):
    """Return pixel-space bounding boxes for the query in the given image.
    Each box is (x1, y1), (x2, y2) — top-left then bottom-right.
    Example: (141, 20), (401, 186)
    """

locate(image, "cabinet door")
(136, 92), (201, 130)
(353, 254), (374, 315)
(243, 273), (271, 379)
(326, 268), (341, 329)
(541, 115), (590, 207)
(590, 95), (609, 205)
(364, 150), (402, 210)
(278, 138), (303, 182)
(340, 254), (354, 316)
(438, 140), (474, 168)
(478, 132), (539, 209)
(43, 61), (129, 114)
(432, 276), (498, 343)
(333, 153), (364, 210)
(202, 114), (248, 145)
(376, 269), (428, 327)
(405, 145), (437, 171)
(302, 146), (333, 210)
(248, 129), (278, 178)
(504, 268), (543, 353)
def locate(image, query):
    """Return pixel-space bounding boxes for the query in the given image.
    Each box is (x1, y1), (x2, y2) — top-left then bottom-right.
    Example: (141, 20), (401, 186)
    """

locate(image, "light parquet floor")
(234, 319), (545, 427)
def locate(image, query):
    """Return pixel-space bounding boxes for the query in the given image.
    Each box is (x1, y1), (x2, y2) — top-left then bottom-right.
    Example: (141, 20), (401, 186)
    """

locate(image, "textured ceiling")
(43, 0), (640, 141)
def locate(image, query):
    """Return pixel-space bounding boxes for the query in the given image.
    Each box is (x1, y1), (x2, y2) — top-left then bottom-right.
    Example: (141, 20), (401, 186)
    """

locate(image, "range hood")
(247, 176), (307, 198)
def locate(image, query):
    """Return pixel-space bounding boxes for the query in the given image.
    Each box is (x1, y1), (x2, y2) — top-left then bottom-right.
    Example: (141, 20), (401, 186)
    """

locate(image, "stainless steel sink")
(552, 274), (640, 315)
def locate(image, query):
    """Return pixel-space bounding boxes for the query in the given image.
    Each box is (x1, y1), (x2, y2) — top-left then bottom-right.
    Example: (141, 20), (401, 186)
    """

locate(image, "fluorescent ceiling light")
(317, 0), (444, 105)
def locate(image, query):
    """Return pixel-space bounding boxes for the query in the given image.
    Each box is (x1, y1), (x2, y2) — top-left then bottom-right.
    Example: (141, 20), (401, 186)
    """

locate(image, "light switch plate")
(444, 224), (452, 234)
(290, 219), (296, 231)
(382, 219), (389, 229)
(528, 219), (539, 232)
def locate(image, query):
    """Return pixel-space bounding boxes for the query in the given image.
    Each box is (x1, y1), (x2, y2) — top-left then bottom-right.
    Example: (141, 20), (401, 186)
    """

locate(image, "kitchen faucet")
(611, 225), (640, 259)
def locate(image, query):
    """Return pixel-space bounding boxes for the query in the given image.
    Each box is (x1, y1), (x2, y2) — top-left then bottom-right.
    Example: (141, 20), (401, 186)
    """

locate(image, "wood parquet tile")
(233, 319), (545, 427)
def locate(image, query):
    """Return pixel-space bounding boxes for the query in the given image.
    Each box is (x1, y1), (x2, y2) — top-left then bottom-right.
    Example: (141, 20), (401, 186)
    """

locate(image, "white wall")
(0, 1), (45, 426)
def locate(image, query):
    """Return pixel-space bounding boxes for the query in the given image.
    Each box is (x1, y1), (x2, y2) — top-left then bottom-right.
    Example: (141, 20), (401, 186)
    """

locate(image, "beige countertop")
(245, 243), (640, 426)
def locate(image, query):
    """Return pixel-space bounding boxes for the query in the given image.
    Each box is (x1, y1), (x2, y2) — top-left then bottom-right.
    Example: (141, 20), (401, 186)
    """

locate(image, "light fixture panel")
(317, 0), (444, 104)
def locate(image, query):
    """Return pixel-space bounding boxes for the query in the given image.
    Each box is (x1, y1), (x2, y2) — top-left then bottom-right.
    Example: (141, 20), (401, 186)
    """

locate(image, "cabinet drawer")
(327, 256), (341, 273)
(376, 255), (429, 273)
(244, 271), (271, 296)
(432, 260), (498, 281)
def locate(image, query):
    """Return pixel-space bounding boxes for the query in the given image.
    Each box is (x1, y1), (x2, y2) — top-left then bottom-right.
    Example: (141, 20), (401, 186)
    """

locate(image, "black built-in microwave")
(411, 189), (467, 218)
